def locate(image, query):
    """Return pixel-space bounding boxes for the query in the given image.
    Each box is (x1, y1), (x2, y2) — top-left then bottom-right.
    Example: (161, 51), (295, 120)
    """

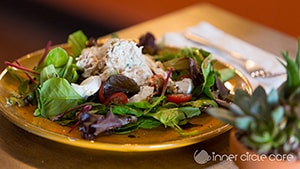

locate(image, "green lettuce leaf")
(151, 107), (201, 131)
(68, 30), (88, 57)
(45, 47), (69, 67)
(34, 78), (84, 119)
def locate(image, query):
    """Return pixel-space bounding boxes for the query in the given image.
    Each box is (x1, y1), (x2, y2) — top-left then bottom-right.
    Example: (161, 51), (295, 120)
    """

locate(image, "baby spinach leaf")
(45, 47), (69, 67)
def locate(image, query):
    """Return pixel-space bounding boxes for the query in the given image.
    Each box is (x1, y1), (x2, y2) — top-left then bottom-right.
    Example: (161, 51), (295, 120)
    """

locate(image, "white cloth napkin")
(160, 21), (286, 93)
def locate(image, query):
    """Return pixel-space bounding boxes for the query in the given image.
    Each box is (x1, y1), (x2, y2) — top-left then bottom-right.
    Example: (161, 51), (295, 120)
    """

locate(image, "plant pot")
(229, 128), (300, 169)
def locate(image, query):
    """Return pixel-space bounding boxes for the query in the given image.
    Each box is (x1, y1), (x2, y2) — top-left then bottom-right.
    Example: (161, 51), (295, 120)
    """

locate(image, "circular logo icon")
(194, 149), (211, 164)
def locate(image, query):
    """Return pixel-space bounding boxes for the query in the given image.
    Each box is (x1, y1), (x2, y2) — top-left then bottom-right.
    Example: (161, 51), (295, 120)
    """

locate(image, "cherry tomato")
(102, 92), (128, 105)
(98, 85), (128, 105)
(98, 84), (106, 103)
(167, 94), (192, 104)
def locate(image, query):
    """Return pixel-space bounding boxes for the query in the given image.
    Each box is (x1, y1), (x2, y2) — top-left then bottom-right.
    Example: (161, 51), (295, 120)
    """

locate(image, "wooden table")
(0, 3), (297, 169)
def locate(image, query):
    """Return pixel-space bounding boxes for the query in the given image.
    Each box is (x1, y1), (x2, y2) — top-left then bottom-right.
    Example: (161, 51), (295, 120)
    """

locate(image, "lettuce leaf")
(68, 30), (87, 57)
(45, 47), (69, 67)
(34, 78), (84, 119)
(41, 47), (80, 83)
(151, 107), (200, 131)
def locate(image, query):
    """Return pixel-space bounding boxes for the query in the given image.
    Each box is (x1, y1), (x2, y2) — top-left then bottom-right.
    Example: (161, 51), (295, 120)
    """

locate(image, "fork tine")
(251, 70), (285, 78)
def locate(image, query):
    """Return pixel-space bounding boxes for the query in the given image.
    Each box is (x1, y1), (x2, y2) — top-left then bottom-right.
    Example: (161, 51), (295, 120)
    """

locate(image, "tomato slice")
(98, 84), (128, 105)
(103, 92), (128, 105)
(99, 84), (128, 106)
(98, 84), (106, 103)
(167, 94), (192, 104)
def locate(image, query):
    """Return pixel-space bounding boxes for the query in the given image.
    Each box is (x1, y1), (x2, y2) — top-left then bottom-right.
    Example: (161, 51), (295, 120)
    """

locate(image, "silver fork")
(183, 32), (286, 78)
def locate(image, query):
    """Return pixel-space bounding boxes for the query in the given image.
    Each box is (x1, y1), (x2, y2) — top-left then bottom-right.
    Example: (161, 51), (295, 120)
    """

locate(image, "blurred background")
(1, 0), (299, 68)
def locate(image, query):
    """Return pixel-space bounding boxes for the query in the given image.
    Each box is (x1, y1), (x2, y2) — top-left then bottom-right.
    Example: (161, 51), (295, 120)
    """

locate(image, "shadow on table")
(0, 113), (229, 169)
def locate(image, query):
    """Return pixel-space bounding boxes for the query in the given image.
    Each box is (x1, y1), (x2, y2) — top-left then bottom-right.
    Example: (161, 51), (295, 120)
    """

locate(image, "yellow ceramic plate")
(0, 44), (252, 152)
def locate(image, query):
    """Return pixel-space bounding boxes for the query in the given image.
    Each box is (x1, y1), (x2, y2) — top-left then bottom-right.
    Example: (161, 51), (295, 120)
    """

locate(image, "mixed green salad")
(5, 31), (235, 140)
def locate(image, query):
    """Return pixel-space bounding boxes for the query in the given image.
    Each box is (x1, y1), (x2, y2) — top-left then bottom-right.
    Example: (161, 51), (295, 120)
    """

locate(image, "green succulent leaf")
(281, 52), (300, 92)
(250, 132), (271, 144)
(233, 89), (252, 113)
(271, 106), (284, 126)
(296, 38), (300, 68)
(229, 103), (245, 116)
(267, 89), (279, 105)
(279, 38), (300, 97)
(235, 116), (254, 131)
(273, 132), (288, 148)
(249, 101), (262, 117)
(288, 86), (300, 104)
(257, 142), (273, 154)
(251, 86), (267, 103)
(241, 136), (272, 154)
(206, 108), (236, 125)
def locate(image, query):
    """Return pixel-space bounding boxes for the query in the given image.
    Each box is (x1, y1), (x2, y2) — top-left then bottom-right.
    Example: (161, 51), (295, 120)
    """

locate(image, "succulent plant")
(207, 38), (300, 158)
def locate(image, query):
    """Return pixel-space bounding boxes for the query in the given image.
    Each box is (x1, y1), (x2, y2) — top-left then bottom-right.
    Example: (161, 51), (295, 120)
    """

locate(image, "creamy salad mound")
(75, 38), (193, 102)
(76, 38), (153, 85)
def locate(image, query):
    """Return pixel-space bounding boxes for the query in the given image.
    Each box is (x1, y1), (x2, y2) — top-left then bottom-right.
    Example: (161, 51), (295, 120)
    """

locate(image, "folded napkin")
(160, 21), (286, 93)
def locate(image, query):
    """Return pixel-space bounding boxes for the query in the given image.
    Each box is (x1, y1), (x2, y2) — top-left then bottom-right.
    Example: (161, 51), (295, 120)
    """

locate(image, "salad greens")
(68, 30), (88, 57)
(6, 31), (85, 119)
(34, 78), (84, 119)
(5, 31), (235, 139)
